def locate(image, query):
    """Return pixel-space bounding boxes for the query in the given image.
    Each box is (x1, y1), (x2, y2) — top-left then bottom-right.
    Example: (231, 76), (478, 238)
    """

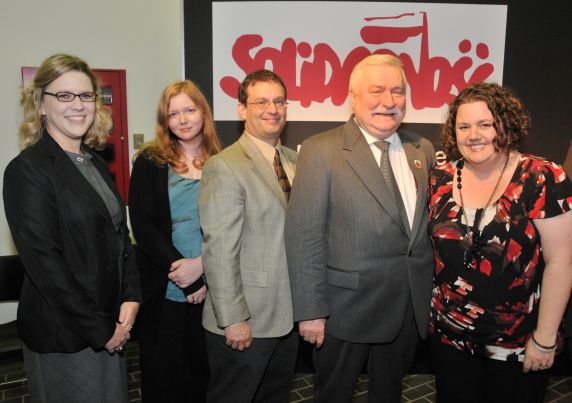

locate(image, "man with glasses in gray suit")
(200, 69), (298, 403)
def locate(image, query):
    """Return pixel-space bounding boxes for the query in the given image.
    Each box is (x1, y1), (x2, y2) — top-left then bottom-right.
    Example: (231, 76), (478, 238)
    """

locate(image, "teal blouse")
(165, 166), (202, 302)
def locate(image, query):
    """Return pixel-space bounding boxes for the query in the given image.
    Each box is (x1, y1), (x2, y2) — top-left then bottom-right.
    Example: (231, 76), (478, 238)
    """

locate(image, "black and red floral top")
(428, 154), (572, 362)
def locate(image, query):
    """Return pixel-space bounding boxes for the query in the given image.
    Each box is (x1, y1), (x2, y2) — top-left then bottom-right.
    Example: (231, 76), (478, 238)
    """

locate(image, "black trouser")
(138, 299), (209, 403)
(430, 334), (549, 403)
(205, 330), (298, 403)
(313, 300), (419, 403)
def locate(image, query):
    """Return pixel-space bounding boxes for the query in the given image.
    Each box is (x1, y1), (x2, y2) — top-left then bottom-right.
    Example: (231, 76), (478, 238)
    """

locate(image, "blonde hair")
(136, 80), (221, 172)
(19, 53), (112, 150)
(349, 54), (407, 94)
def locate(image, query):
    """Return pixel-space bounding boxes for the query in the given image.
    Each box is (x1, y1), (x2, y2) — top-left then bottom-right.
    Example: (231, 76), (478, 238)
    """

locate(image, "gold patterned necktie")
(374, 140), (410, 234)
(273, 149), (291, 201)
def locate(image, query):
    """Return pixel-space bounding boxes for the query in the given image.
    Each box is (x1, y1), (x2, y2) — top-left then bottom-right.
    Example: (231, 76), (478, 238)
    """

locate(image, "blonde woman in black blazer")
(3, 54), (140, 402)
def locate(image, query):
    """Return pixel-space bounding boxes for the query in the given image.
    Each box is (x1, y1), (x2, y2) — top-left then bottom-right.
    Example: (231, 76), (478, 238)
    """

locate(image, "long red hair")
(137, 80), (221, 172)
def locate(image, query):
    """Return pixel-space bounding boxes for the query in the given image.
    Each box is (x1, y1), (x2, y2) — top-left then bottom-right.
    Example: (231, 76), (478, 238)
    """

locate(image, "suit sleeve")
(199, 158), (250, 328)
(128, 156), (183, 272)
(120, 228), (142, 303)
(3, 159), (115, 349)
(285, 137), (331, 322)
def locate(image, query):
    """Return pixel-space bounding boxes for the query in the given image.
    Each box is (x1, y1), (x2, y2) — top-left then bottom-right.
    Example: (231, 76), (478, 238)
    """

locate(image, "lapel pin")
(414, 160), (422, 169)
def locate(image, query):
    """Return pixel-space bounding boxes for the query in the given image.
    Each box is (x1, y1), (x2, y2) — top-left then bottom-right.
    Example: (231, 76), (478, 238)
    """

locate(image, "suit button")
(408, 250), (413, 257)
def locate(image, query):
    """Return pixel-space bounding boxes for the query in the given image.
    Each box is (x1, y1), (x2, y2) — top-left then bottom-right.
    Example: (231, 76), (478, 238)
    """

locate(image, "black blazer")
(128, 155), (205, 321)
(3, 133), (141, 353)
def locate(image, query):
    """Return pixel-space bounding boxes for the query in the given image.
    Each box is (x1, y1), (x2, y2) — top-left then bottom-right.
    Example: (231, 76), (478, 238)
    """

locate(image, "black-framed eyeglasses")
(246, 98), (288, 110)
(44, 91), (97, 102)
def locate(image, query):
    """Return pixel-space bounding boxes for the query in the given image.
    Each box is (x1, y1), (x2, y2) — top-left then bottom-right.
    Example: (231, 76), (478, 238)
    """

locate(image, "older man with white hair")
(285, 54), (436, 403)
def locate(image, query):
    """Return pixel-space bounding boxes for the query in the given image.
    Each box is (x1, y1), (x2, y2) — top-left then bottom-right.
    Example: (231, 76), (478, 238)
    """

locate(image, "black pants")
(313, 300), (419, 403)
(205, 330), (298, 403)
(138, 299), (209, 403)
(430, 335), (549, 403)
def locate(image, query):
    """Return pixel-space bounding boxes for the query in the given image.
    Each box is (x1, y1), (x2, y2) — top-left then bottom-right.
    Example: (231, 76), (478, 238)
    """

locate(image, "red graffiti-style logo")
(219, 12), (494, 109)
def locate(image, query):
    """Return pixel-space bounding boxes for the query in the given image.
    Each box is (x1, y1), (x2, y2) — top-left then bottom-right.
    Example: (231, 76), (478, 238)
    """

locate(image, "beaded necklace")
(456, 154), (509, 269)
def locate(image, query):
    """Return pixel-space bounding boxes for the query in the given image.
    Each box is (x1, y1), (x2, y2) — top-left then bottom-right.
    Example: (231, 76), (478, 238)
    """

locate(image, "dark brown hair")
(237, 69), (287, 104)
(441, 82), (531, 158)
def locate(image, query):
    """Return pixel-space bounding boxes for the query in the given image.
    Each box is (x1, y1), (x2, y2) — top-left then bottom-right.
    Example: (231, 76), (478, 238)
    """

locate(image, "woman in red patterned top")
(428, 82), (572, 403)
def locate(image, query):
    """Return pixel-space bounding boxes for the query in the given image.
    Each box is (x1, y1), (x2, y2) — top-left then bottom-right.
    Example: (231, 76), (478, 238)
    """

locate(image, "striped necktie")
(374, 140), (410, 235)
(273, 149), (291, 201)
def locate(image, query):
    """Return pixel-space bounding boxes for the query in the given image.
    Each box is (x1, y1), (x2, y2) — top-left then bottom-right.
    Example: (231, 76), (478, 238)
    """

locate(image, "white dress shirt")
(357, 125), (417, 229)
(245, 131), (295, 183)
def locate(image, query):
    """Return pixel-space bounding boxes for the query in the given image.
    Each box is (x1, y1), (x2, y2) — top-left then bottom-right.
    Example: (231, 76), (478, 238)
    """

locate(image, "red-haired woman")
(129, 80), (221, 402)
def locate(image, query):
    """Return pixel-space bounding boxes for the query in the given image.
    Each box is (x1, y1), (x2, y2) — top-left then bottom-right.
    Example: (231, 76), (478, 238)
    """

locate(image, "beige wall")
(0, 0), (184, 254)
(0, 0), (184, 321)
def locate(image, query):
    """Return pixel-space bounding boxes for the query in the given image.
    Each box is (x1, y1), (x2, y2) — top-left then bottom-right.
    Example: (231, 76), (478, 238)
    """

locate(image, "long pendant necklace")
(456, 154), (509, 270)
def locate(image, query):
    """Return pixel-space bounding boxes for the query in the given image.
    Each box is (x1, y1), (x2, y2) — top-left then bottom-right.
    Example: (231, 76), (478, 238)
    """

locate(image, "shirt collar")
(354, 118), (401, 148)
(245, 130), (282, 162)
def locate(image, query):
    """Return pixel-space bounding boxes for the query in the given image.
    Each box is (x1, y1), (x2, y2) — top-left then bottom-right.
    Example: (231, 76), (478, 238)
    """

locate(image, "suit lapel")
(90, 147), (127, 224)
(39, 134), (113, 223)
(90, 148), (125, 208)
(282, 147), (298, 180)
(343, 120), (404, 230)
(400, 131), (429, 241)
(238, 134), (288, 209)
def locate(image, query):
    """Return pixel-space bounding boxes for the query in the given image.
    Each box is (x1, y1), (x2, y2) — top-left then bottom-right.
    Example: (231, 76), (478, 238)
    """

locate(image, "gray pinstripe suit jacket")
(285, 119), (436, 343)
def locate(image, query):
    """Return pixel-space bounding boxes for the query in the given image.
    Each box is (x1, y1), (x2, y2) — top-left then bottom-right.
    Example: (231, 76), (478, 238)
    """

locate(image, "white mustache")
(374, 108), (402, 117)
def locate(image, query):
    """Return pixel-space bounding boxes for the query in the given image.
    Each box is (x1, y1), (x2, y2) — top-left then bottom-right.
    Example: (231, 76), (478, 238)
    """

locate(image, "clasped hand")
(104, 301), (139, 353)
(168, 257), (203, 288)
(186, 285), (207, 304)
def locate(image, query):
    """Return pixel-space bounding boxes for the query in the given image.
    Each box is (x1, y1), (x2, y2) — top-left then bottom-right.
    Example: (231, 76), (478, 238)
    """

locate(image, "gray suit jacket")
(199, 134), (297, 338)
(285, 119), (436, 343)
